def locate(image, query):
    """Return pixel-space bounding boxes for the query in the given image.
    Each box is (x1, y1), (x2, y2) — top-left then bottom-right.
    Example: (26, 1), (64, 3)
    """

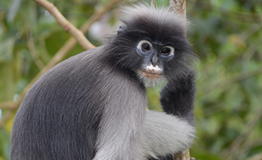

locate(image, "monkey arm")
(143, 110), (195, 159)
(160, 72), (196, 125)
(152, 72), (196, 160)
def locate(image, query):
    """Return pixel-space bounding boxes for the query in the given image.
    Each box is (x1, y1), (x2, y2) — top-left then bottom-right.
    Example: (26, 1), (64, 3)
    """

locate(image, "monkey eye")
(136, 40), (152, 56)
(142, 43), (151, 51)
(160, 46), (175, 57)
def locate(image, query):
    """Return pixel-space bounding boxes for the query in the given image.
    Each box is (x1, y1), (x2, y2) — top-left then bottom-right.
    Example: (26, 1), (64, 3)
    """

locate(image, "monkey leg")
(143, 110), (195, 159)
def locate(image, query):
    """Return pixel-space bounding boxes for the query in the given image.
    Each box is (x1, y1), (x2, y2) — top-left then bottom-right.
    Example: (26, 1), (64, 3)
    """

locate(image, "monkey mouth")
(138, 70), (162, 79)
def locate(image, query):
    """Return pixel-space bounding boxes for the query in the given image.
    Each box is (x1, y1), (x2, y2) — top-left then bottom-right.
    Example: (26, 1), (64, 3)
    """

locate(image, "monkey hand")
(160, 71), (196, 125)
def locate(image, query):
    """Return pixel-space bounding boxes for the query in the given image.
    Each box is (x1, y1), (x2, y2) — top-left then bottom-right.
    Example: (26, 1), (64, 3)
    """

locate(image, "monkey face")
(136, 39), (175, 79)
(107, 27), (194, 87)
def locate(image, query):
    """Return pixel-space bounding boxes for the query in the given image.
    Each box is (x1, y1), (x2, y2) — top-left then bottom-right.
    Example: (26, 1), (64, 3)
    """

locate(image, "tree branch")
(169, 0), (186, 18)
(26, 21), (45, 70)
(34, 0), (95, 50)
(0, 109), (15, 129)
(151, 0), (155, 7)
(0, 101), (16, 109)
(169, 1), (192, 160)
(0, 0), (121, 129)
(80, 0), (121, 33)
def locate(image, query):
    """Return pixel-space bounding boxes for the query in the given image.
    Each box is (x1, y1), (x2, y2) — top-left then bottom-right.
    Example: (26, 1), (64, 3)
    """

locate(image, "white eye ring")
(160, 46), (175, 57)
(137, 40), (152, 52)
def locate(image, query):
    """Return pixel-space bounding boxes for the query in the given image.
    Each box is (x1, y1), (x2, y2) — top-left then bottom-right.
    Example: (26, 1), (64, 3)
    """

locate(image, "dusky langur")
(11, 4), (197, 160)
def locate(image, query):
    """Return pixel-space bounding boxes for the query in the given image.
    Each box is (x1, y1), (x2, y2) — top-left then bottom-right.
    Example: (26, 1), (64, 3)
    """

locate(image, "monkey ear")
(117, 25), (126, 35)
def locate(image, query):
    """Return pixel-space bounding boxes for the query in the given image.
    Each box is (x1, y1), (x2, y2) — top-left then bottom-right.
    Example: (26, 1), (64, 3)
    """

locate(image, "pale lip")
(138, 70), (162, 79)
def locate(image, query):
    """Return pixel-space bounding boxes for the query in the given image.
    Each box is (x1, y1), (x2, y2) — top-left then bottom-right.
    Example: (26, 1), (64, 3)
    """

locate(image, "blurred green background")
(1, 0), (262, 160)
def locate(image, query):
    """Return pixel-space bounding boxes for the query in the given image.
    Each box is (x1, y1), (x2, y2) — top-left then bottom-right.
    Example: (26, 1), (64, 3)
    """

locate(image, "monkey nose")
(151, 56), (158, 66)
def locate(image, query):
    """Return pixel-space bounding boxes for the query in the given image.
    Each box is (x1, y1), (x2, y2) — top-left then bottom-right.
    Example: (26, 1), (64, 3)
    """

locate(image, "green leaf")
(7, 0), (22, 23)
(0, 38), (15, 62)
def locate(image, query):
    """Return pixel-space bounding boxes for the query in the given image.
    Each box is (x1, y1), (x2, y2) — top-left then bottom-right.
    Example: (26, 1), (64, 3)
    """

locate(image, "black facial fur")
(105, 12), (196, 81)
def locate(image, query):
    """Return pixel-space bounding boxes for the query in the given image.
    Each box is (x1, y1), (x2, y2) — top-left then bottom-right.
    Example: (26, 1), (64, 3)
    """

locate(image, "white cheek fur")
(137, 72), (166, 88)
(137, 65), (165, 87)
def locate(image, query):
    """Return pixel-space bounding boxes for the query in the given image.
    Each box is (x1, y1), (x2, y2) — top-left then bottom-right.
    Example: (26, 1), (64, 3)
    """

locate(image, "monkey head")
(105, 5), (196, 87)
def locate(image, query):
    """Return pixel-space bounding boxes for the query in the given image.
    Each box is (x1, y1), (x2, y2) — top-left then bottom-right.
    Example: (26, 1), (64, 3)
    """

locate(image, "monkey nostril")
(151, 61), (155, 66)
(151, 57), (158, 66)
